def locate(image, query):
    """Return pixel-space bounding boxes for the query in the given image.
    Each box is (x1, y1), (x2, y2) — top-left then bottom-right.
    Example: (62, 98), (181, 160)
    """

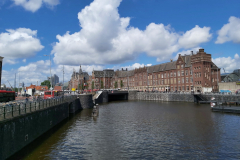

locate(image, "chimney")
(199, 48), (204, 52)
(170, 59), (173, 62)
(191, 51), (193, 55)
(179, 54), (181, 57)
(126, 68), (128, 71)
(122, 68), (123, 71)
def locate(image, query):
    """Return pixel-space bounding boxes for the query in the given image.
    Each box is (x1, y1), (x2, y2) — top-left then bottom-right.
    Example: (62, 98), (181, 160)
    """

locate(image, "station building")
(69, 49), (221, 92)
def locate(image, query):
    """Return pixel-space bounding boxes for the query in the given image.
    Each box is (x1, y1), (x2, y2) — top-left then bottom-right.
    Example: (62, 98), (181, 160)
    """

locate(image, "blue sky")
(0, 0), (239, 87)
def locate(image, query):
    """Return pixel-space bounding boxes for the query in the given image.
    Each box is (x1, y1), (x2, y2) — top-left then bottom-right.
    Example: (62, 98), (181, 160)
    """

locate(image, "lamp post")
(44, 54), (52, 97)
(18, 71), (20, 96)
(62, 65), (64, 97)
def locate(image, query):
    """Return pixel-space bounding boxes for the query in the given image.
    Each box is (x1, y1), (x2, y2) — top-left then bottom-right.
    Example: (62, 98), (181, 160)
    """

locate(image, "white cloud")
(5, 60), (104, 87)
(22, 59), (26, 62)
(215, 16), (240, 44)
(12, 0), (59, 12)
(178, 25), (212, 48)
(212, 53), (240, 73)
(118, 63), (152, 71)
(0, 28), (44, 64)
(4, 59), (18, 65)
(52, 0), (212, 66)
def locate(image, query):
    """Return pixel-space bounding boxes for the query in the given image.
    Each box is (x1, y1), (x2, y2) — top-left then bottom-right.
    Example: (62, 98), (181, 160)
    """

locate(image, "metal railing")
(0, 95), (77, 121)
(202, 92), (239, 96)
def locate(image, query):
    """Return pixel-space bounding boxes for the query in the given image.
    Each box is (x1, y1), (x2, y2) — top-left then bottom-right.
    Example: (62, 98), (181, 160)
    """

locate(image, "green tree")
(101, 80), (104, 89)
(120, 80), (124, 88)
(86, 83), (89, 89)
(41, 80), (51, 89)
(114, 81), (118, 89)
(92, 81), (95, 90)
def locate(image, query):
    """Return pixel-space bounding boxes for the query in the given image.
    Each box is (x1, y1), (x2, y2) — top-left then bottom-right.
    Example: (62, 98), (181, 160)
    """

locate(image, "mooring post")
(3, 106), (6, 119)
(12, 105), (13, 117)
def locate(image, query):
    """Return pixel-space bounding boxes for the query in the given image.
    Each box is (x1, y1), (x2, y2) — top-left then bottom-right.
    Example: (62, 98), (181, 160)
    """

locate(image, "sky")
(0, 0), (239, 87)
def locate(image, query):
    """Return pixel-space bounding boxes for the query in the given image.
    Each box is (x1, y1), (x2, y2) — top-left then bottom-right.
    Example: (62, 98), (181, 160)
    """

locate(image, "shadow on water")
(7, 100), (240, 159)
(7, 109), (93, 160)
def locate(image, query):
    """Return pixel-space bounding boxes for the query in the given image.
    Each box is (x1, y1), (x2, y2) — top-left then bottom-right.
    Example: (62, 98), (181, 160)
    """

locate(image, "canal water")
(11, 101), (240, 160)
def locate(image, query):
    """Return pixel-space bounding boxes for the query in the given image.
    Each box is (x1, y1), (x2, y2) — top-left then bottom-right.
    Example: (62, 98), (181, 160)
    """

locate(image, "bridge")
(94, 91), (128, 103)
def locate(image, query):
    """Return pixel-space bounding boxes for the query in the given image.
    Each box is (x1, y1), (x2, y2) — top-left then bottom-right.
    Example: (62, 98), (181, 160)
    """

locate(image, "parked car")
(26, 94), (31, 97)
(22, 93), (31, 97)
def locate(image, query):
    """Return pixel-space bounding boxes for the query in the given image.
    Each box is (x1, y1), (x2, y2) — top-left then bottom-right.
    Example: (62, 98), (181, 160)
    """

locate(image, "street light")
(44, 54), (52, 97)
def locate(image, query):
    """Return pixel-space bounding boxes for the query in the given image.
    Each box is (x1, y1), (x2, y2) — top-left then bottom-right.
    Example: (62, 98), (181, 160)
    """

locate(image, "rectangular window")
(178, 78), (181, 84)
(190, 70), (192, 75)
(161, 74), (163, 78)
(174, 72), (176, 77)
(185, 70), (188, 76)
(187, 86), (189, 91)
(179, 86), (181, 91)
(182, 78), (184, 83)
(186, 78), (188, 83)
(182, 86), (185, 90)
(170, 72), (173, 77)
(190, 78), (193, 83)
(178, 71), (180, 76)
(181, 70), (184, 76)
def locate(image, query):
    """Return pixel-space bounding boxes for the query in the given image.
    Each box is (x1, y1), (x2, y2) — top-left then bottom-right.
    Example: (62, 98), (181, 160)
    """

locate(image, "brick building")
(68, 49), (220, 92)
(68, 65), (89, 90)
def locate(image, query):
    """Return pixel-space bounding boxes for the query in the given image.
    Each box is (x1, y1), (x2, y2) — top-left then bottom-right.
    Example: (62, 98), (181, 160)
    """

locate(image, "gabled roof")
(93, 70), (115, 78)
(147, 61), (177, 73)
(117, 70), (135, 78)
(181, 55), (191, 67)
(211, 62), (220, 69)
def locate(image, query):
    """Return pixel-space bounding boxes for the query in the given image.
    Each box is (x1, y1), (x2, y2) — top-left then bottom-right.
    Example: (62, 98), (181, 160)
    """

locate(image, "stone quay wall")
(128, 91), (194, 102)
(201, 94), (240, 102)
(0, 95), (94, 160)
(0, 102), (69, 160)
(78, 94), (94, 109)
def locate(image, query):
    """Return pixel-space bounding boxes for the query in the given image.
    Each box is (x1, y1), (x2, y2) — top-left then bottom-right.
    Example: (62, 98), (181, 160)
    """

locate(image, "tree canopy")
(41, 80), (51, 89)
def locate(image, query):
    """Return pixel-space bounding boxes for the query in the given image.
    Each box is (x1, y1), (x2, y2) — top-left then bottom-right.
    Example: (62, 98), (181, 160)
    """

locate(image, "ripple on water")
(22, 101), (240, 160)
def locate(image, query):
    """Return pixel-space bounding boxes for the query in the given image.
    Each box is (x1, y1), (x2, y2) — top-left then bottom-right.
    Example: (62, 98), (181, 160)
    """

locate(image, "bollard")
(12, 105), (14, 117)
(3, 106), (6, 119)
(19, 104), (20, 115)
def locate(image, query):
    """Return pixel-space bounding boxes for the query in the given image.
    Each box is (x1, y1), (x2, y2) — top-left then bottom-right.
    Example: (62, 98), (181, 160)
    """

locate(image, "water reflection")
(10, 101), (240, 160)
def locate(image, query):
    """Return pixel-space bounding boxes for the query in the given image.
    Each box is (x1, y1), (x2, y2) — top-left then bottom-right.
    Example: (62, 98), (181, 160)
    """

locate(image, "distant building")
(68, 49), (221, 92)
(0, 56), (3, 87)
(48, 74), (59, 86)
(54, 86), (62, 90)
(221, 69), (240, 82)
(68, 65), (89, 90)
